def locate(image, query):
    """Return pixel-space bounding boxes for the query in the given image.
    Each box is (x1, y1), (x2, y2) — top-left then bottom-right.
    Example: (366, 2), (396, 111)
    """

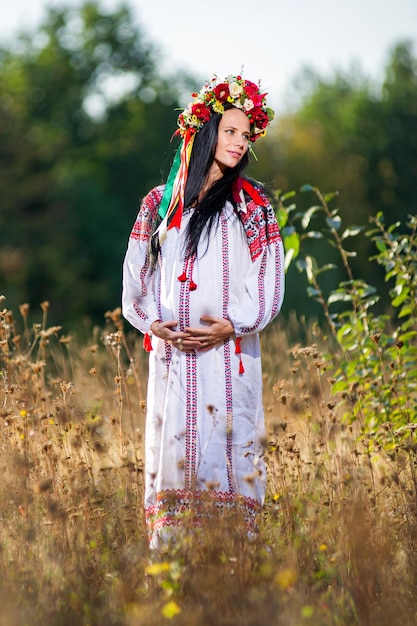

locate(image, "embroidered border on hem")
(145, 489), (261, 535)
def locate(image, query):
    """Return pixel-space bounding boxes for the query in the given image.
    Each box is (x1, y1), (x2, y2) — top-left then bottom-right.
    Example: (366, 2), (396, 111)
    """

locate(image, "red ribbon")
(232, 176), (267, 207)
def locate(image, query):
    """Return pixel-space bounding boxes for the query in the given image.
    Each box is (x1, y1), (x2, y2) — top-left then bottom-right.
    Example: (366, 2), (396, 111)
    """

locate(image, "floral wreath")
(177, 74), (275, 142)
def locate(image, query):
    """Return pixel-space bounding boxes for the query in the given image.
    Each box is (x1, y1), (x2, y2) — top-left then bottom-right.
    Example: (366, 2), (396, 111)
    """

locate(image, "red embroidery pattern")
(130, 185), (281, 270)
(130, 186), (163, 241)
(132, 255), (152, 323)
(240, 192), (281, 262)
(221, 212), (235, 492)
(164, 340), (172, 371)
(184, 352), (198, 488)
(177, 245), (198, 488)
(271, 240), (284, 318)
(133, 299), (149, 322)
(145, 489), (261, 536)
(238, 237), (283, 335)
(139, 253), (150, 296)
(239, 249), (268, 334)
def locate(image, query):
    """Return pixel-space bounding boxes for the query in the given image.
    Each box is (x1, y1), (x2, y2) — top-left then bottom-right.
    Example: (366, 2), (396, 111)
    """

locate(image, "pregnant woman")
(122, 74), (284, 549)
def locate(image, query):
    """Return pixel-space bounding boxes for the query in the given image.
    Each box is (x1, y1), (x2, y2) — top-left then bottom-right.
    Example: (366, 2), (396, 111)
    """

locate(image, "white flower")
(243, 98), (254, 111)
(254, 126), (266, 136)
(229, 82), (243, 98)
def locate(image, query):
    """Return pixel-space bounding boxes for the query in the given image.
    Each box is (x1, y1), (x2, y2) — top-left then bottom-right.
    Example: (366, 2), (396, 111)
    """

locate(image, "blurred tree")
(359, 42), (417, 223)
(256, 41), (417, 224)
(2, 8), (416, 330)
(0, 1), (193, 326)
(252, 41), (417, 317)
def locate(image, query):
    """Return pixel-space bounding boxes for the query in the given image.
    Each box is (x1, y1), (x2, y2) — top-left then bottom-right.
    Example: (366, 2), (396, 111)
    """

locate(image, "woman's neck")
(200, 164), (226, 199)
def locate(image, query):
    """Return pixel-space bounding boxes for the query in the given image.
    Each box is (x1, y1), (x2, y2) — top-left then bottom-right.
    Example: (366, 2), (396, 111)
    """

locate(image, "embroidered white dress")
(122, 184), (284, 547)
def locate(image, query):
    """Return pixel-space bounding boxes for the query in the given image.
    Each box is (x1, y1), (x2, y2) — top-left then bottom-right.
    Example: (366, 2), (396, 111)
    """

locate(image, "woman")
(122, 75), (284, 548)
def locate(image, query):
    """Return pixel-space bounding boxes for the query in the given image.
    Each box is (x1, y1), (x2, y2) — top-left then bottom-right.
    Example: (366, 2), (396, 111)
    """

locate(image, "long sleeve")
(122, 186), (163, 334)
(227, 198), (285, 336)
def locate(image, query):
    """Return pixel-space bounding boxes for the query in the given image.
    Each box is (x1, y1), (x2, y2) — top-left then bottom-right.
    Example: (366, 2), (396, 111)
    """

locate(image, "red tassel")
(143, 333), (153, 352)
(189, 280), (197, 291)
(177, 271), (187, 282)
(235, 338), (244, 374)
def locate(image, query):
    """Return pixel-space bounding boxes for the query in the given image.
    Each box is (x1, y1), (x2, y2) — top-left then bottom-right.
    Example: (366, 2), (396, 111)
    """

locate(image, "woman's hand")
(150, 320), (191, 350)
(184, 315), (234, 351)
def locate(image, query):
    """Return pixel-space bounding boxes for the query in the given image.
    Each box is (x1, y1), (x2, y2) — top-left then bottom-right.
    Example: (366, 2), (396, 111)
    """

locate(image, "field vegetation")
(1, 188), (416, 625)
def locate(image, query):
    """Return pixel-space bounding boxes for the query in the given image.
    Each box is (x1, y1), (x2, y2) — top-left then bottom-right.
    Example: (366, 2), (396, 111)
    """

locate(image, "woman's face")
(212, 108), (250, 175)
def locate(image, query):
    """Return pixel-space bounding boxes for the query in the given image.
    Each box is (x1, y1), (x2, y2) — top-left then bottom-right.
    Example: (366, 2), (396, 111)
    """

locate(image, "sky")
(1, 0), (417, 112)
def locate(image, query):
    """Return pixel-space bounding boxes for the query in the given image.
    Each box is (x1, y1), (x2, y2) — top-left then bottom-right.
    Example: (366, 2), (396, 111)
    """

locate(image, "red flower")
(243, 80), (260, 98)
(249, 107), (269, 130)
(256, 110), (270, 129)
(213, 83), (230, 102)
(247, 106), (262, 119)
(191, 102), (211, 122)
(251, 93), (264, 107)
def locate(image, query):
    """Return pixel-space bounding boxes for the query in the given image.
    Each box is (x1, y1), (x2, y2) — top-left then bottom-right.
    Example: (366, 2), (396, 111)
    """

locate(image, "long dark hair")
(149, 108), (250, 267)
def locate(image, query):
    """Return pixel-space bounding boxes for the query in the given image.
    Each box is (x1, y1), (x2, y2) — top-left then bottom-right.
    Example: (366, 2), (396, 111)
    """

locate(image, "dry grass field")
(1, 298), (417, 625)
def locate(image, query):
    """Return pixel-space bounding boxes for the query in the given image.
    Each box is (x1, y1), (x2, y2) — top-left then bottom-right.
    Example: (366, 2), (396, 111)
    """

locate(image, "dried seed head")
(19, 303), (30, 318)
(59, 335), (73, 344)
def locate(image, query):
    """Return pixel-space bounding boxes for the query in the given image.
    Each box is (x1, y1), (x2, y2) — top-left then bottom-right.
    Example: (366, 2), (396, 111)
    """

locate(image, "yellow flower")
(161, 601), (181, 619)
(212, 101), (224, 114)
(274, 567), (297, 590)
(145, 562), (171, 576)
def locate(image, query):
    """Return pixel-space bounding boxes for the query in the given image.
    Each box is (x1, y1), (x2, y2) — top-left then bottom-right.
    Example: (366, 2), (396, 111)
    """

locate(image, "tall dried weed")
(0, 295), (416, 625)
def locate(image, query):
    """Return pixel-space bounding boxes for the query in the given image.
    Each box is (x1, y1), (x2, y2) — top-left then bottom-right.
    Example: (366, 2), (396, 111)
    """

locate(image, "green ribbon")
(158, 142), (183, 220)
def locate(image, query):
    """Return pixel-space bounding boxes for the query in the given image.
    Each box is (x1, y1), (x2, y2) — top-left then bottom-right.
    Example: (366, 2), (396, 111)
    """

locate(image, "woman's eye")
(225, 129), (250, 140)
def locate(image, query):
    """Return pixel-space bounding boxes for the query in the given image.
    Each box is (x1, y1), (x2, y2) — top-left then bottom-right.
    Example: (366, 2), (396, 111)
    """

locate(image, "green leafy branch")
(276, 186), (417, 451)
